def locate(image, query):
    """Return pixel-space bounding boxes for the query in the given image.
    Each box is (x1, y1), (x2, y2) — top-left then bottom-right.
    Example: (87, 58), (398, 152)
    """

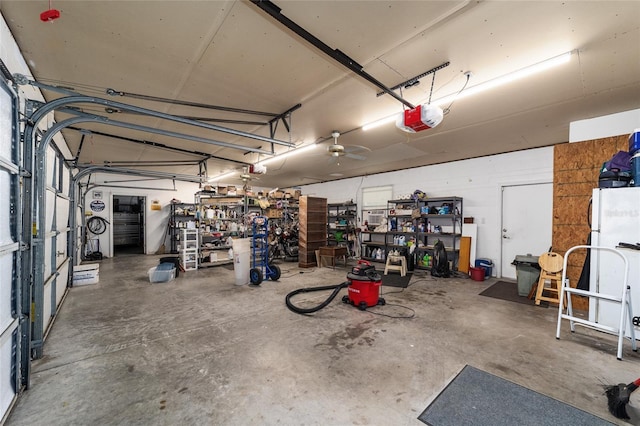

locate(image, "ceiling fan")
(239, 164), (267, 191)
(327, 131), (371, 165)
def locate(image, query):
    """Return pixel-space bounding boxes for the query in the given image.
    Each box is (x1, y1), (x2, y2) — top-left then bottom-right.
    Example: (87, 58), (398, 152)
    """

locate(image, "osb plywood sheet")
(552, 135), (627, 312)
(555, 168), (601, 184)
(553, 198), (592, 225)
(555, 182), (598, 197)
(555, 140), (595, 170)
(551, 224), (590, 251)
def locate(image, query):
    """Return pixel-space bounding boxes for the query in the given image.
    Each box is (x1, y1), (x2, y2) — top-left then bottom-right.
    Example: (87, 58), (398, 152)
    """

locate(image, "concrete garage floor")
(6, 255), (639, 426)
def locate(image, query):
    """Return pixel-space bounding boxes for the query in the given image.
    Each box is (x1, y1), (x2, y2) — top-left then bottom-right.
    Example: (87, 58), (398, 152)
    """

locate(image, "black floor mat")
(479, 280), (540, 306)
(381, 272), (412, 288)
(418, 365), (612, 426)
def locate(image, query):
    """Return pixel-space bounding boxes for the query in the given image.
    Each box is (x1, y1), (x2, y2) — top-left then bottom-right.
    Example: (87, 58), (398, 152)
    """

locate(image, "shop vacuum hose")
(285, 282), (349, 315)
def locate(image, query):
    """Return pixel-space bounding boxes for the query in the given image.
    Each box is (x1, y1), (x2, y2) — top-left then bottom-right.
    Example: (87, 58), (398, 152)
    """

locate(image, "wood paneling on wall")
(552, 135), (629, 310)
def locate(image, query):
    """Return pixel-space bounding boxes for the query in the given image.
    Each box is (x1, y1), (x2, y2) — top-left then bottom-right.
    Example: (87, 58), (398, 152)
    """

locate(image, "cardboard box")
(283, 188), (301, 199)
(217, 186), (227, 195)
(227, 185), (237, 196)
(265, 208), (282, 219)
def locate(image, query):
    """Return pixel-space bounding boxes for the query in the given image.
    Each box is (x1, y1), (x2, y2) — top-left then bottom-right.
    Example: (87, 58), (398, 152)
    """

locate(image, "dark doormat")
(418, 365), (613, 426)
(479, 280), (541, 306)
(381, 272), (412, 288)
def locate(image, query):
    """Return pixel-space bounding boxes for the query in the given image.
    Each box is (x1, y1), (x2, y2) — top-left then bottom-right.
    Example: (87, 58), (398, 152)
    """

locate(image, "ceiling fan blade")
(345, 153), (367, 161)
(328, 156), (342, 166)
(343, 144), (371, 154)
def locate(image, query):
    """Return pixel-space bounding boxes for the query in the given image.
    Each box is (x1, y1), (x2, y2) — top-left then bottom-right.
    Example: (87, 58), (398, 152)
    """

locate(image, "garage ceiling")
(1, 1), (639, 189)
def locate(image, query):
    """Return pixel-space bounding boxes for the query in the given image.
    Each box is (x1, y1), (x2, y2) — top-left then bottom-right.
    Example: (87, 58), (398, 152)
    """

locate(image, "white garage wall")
(83, 177), (201, 257)
(300, 147), (554, 276)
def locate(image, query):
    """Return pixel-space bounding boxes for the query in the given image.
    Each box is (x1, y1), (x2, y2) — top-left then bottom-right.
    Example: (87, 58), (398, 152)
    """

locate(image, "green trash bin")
(512, 255), (541, 296)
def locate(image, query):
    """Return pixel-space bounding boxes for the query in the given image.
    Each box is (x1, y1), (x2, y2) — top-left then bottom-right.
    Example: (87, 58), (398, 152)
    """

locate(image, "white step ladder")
(556, 245), (637, 360)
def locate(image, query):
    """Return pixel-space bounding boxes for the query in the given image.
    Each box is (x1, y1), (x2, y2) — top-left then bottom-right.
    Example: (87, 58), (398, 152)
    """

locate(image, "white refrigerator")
(590, 187), (640, 339)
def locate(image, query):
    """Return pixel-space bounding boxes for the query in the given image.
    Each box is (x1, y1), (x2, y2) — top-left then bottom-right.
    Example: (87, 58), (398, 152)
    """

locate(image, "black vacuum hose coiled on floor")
(285, 282), (349, 315)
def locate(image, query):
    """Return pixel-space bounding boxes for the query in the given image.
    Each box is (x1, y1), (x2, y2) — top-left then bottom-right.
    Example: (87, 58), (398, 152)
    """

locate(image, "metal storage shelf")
(327, 202), (357, 256)
(358, 196), (463, 271)
(169, 202), (197, 254)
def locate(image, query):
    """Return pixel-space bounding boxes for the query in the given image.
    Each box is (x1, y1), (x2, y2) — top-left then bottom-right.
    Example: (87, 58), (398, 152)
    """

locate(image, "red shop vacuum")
(342, 260), (386, 310)
(285, 260), (385, 314)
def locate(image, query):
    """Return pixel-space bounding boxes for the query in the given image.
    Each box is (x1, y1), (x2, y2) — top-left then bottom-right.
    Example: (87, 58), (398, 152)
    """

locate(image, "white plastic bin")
(232, 238), (251, 285)
(73, 263), (100, 286)
(148, 265), (176, 283)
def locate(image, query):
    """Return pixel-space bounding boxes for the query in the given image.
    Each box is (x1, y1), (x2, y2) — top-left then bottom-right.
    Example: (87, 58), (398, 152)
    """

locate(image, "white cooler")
(73, 263), (100, 286)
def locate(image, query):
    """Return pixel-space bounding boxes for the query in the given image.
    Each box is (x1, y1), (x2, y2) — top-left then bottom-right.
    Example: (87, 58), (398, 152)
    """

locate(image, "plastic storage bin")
(148, 263), (176, 283)
(475, 258), (493, 278)
(73, 263), (99, 286)
(512, 255), (540, 296)
(159, 257), (181, 277)
(469, 266), (485, 281)
(232, 238), (251, 285)
(632, 152), (640, 187)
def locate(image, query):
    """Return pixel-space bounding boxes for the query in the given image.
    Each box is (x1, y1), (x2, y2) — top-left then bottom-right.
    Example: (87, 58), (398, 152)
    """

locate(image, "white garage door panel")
(56, 263), (68, 305)
(0, 171), (10, 246)
(0, 86), (11, 159)
(43, 279), (53, 330)
(56, 231), (67, 268)
(0, 320), (18, 420)
(0, 252), (14, 333)
(56, 197), (70, 231)
(45, 190), (55, 233)
(62, 166), (70, 197)
(45, 238), (52, 277)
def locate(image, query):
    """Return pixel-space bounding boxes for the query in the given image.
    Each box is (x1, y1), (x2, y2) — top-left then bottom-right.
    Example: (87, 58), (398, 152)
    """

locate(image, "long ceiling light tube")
(362, 51), (573, 131)
(207, 171), (237, 183)
(432, 51), (572, 107)
(256, 143), (317, 166)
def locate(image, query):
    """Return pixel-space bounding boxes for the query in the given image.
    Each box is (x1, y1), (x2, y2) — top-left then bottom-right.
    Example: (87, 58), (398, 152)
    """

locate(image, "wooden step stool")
(535, 252), (564, 306)
(384, 254), (407, 277)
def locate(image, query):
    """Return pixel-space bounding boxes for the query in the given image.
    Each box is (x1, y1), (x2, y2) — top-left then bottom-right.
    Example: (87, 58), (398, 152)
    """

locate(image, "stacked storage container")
(630, 129), (640, 186)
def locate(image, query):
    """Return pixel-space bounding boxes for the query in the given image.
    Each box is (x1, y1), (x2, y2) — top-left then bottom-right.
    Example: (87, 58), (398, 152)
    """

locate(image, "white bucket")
(232, 238), (251, 285)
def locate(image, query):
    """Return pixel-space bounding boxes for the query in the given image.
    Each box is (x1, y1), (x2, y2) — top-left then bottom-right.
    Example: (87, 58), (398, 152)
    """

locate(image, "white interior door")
(500, 183), (553, 279)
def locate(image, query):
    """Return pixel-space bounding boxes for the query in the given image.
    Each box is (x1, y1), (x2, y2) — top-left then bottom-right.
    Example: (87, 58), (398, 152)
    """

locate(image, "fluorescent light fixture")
(432, 51), (572, 107)
(207, 171), (236, 182)
(362, 51), (573, 130)
(257, 143), (317, 166)
(362, 115), (397, 131)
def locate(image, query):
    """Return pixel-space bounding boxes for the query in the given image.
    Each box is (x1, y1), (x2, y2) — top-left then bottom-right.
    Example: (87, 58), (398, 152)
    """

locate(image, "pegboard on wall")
(552, 135), (629, 311)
